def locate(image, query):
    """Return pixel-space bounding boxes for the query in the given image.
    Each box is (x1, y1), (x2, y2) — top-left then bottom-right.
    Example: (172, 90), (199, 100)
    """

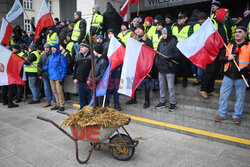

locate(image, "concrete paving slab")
(0, 146), (13, 160)
(0, 155), (33, 167)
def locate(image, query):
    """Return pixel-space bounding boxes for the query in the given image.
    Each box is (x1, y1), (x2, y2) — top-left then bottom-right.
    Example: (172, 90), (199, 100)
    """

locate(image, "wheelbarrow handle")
(37, 116), (51, 122)
(57, 110), (70, 116)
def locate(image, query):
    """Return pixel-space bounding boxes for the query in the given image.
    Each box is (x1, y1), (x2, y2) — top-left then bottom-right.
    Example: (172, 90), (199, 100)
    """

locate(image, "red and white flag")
(107, 36), (126, 71)
(34, 0), (54, 43)
(177, 18), (224, 69)
(0, 18), (13, 45)
(121, 0), (140, 21)
(118, 37), (155, 98)
(0, 45), (25, 86)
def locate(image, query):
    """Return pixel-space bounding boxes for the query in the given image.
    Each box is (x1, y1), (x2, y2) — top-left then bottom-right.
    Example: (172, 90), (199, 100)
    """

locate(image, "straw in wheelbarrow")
(60, 106), (130, 128)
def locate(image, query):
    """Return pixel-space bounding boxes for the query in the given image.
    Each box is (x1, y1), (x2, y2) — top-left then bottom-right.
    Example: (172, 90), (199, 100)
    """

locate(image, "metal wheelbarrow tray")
(37, 111), (139, 164)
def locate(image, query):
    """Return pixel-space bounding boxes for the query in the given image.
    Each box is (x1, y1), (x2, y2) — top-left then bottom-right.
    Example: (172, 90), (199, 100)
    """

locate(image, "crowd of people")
(1, 1), (249, 124)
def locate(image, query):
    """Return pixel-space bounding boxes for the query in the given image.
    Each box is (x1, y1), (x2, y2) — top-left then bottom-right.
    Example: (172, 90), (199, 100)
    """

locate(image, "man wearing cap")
(118, 22), (132, 46)
(44, 43), (67, 111)
(211, 1), (221, 20)
(130, 17), (140, 32)
(144, 17), (156, 41)
(172, 12), (193, 87)
(38, 43), (56, 108)
(73, 42), (92, 109)
(126, 24), (153, 108)
(90, 5), (103, 36)
(46, 26), (59, 45)
(57, 20), (68, 44)
(24, 44), (41, 104)
(214, 26), (250, 124)
(152, 20), (164, 50)
(200, 8), (229, 98)
(96, 35), (104, 44)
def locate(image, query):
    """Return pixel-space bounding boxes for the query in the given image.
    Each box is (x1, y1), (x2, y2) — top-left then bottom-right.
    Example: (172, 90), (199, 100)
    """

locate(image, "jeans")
(42, 78), (56, 103)
(197, 67), (205, 83)
(219, 76), (247, 119)
(78, 82), (92, 109)
(106, 70), (121, 106)
(28, 76), (39, 101)
(159, 72), (176, 104)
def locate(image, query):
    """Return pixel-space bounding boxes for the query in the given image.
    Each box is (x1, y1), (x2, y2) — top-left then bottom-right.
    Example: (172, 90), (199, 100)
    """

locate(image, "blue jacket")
(44, 43), (67, 80)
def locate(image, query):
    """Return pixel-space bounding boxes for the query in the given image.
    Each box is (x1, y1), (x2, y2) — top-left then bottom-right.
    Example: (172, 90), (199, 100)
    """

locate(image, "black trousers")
(2, 85), (15, 103)
(133, 76), (151, 102)
(200, 72), (216, 93)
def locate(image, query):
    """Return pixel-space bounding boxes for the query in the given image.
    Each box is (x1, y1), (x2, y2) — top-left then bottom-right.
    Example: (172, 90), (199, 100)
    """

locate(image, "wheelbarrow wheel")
(109, 134), (135, 161)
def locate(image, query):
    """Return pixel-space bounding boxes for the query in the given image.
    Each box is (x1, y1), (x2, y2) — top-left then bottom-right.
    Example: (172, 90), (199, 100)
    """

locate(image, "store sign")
(144, 0), (183, 7)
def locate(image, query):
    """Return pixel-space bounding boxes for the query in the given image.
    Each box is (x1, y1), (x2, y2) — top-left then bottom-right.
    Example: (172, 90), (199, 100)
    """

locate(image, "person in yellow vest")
(172, 12), (193, 87)
(144, 17), (156, 41)
(60, 43), (73, 75)
(117, 22), (132, 46)
(46, 26), (59, 45)
(210, 1), (220, 20)
(24, 44), (41, 104)
(214, 26), (250, 125)
(90, 5), (103, 36)
(152, 20), (164, 50)
(230, 16), (243, 42)
(65, 33), (76, 61)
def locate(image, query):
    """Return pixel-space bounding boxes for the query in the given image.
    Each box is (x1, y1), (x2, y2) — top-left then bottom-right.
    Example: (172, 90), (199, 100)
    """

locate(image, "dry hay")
(61, 106), (130, 128)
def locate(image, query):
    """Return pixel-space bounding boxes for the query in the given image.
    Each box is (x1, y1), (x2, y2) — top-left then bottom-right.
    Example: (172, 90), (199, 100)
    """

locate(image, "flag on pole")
(176, 18), (224, 69)
(118, 38), (156, 98)
(34, 0), (54, 43)
(107, 36), (125, 71)
(0, 45), (25, 86)
(0, 18), (13, 45)
(89, 60), (112, 106)
(121, 0), (140, 21)
(5, 0), (24, 23)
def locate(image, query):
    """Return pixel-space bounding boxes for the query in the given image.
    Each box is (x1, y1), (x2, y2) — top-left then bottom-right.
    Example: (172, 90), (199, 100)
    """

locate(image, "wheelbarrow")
(37, 111), (139, 164)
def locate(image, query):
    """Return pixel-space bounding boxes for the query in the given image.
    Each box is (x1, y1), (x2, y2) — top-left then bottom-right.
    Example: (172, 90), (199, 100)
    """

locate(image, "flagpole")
(137, 3), (140, 17)
(156, 51), (179, 65)
(102, 95), (106, 108)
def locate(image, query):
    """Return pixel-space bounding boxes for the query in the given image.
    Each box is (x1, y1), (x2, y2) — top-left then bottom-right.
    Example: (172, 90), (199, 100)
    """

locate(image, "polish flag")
(34, 0), (54, 43)
(0, 45), (25, 86)
(0, 18), (13, 45)
(118, 37), (155, 98)
(177, 18), (224, 69)
(107, 36), (125, 71)
(121, 0), (140, 21)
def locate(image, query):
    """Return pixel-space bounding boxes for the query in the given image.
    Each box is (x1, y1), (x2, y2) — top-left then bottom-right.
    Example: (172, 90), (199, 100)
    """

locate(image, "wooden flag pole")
(156, 50), (179, 65)
(137, 3), (140, 17)
(102, 95), (106, 108)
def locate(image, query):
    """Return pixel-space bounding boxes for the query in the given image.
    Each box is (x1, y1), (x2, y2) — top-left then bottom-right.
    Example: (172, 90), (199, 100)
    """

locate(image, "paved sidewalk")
(0, 102), (250, 167)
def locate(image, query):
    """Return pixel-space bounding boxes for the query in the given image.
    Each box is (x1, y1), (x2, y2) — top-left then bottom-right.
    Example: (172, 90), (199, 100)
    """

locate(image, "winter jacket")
(57, 25), (68, 44)
(155, 36), (180, 74)
(73, 53), (91, 82)
(38, 51), (51, 78)
(44, 43), (68, 80)
(62, 50), (73, 75)
(89, 56), (108, 82)
(103, 7), (122, 36)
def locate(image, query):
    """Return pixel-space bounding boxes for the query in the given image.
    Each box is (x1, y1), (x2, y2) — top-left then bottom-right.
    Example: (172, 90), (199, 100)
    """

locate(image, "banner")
(6, 0), (24, 23)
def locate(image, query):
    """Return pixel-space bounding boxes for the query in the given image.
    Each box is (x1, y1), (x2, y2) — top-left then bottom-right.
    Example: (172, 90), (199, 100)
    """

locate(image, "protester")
(164, 14), (173, 36)
(60, 43), (73, 75)
(211, 0), (221, 19)
(57, 20), (68, 44)
(90, 5), (103, 36)
(96, 35), (104, 44)
(152, 20), (164, 50)
(130, 17), (140, 32)
(117, 22), (132, 46)
(54, 18), (60, 30)
(154, 15), (164, 25)
(46, 26), (59, 44)
(144, 16), (156, 41)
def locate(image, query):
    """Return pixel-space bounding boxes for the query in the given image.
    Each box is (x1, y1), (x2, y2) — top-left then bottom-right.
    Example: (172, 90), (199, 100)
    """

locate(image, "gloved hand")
(90, 27), (97, 35)
(59, 79), (64, 85)
(74, 43), (80, 56)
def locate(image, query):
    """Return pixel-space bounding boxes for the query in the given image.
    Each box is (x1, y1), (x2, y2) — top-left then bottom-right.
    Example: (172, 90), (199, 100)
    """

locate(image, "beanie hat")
(93, 5), (100, 11)
(212, 1), (221, 7)
(66, 32), (72, 37)
(154, 15), (164, 21)
(93, 44), (103, 54)
(136, 24), (145, 31)
(121, 22), (129, 29)
(161, 27), (168, 34)
(12, 44), (20, 50)
(69, 23), (74, 27)
(74, 11), (82, 18)
(133, 17), (140, 22)
(165, 14), (172, 20)
(96, 35), (104, 40)
(157, 20), (165, 27)
(29, 44), (36, 51)
(107, 28), (115, 34)
(37, 45), (44, 50)
(236, 26), (247, 32)
(215, 8), (229, 23)
(80, 41), (90, 48)
(54, 18), (59, 22)
(44, 43), (50, 48)
(145, 17), (153, 25)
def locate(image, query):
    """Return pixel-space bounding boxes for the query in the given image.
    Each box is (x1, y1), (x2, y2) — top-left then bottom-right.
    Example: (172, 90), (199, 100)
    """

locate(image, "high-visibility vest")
(248, 22), (250, 40)
(118, 30), (132, 46)
(230, 25), (237, 42)
(90, 12), (103, 35)
(71, 19), (86, 42)
(146, 26), (156, 41)
(193, 23), (200, 32)
(212, 19), (229, 43)
(46, 32), (58, 44)
(66, 41), (74, 56)
(17, 52), (25, 58)
(10, 39), (16, 45)
(152, 32), (162, 50)
(172, 24), (191, 41)
(24, 51), (40, 73)
(211, 13), (215, 20)
(224, 42), (250, 74)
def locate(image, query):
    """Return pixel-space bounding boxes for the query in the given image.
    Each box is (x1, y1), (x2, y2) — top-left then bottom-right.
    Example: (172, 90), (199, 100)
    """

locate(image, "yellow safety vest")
(146, 26), (156, 41)
(17, 52), (25, 58)
(193, 23), (200, 32)
(118, 30), (132, 46)
(248, 22), (250, 40)
(46, 32), (58, 44)
(212, 19), (229, 43)
(10, 39), (16, 45)
(25, 51), (40, 73)
(172, 24), (191, 41)
(71, 19), (86, 42)
(230, 25), (237, 42)
(152, 33), (162, 50)
(90, 12), (103, 35)
(66, 41), (74, 56)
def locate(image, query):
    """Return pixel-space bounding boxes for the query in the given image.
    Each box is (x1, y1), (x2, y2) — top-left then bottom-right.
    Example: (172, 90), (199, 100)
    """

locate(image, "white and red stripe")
(34, 0), (54, 43)
(118, 37), (155, 98)
(177, 18), (224, 69)
(107, 36), (125, 71)
(0, 18), (13, 45)
(0, 45), (25, 86)
(121, 0), (140, 21)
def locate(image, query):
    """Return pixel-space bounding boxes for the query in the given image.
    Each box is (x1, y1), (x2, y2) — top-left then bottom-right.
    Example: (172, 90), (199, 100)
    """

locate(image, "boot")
(8, 102), (19, 108)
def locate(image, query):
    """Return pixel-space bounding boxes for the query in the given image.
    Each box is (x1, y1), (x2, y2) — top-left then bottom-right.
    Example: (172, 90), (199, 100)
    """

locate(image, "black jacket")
(103, 7), (122, 36)
(57, 25), (68, 44)
(89, 56), (108, 82)
(155, 36), (180, 74)
(73, 53), (91, 82)
(38, 51), (51, 78)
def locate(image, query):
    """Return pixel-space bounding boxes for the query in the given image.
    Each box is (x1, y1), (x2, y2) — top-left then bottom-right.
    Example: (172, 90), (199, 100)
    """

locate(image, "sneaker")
(155, 102), (166, 109)
(114, 105), (122, 111)
(169, 103), (176, 112)
(51, 106), (59, 110)
(43, 102), (51, 108)
(59, 107), (65, 111)
(233, 118), (241, 125)
(208, 91), (219, 97)
(199, 91), (208, 98)
(28, 100), (41, 104)
(8, 103), (19, 108)
(125, 99), (137, 105)
(214, 116), (226, 122)
(143, 101), (150, 108)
